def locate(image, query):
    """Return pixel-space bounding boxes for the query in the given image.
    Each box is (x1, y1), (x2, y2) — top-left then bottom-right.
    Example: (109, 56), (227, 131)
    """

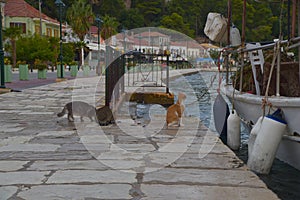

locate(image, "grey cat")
(57, 101), (96, 122)
(57, 101), (115, 126)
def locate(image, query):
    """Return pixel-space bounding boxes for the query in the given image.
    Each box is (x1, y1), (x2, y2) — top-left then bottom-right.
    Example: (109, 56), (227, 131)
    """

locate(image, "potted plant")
(56, 62), (65, 78)
(17, 60), (28, 80)
(4, 58), (12, 82)
(69, 61), (78, 77)
(35, 59), (47, 79)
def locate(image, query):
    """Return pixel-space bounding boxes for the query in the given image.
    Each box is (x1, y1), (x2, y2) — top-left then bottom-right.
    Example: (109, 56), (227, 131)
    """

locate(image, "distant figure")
(166, 92), (186, 127)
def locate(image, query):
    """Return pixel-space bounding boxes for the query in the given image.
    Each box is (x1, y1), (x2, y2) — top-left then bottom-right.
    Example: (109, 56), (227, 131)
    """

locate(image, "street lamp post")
(122, 28), (127, 53)
(95, 16), (102, 76)
(55, 0), (65, 79)
(0, 0), (6, 88)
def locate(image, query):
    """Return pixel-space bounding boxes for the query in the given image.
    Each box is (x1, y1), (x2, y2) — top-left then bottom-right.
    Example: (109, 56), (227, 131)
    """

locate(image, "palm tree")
(66, 0), (94, 67)
(101, 15), (119, 45)
(3, 27), (22, 68)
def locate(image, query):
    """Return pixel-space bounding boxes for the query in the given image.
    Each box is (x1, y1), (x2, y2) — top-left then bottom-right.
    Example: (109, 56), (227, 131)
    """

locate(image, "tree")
(63, 43), (76, 64)
(166, 0), (204, 37)
(92, 0), (126, 20)
(120, 8), (144, 30)
(16, 34), (75, 67)
(25, 0), (289, 42)
(3, 27), (23, 68)
(135, 0), (165, 26)
(16, 35), (58, 66)
(67, 0), (94, 66)
(160, 13), (194, 38)
(101, 15), (119, 43)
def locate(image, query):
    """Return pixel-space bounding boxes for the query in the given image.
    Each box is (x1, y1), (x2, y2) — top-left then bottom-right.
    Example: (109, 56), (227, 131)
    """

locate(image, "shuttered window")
(10, 22), (26, 33)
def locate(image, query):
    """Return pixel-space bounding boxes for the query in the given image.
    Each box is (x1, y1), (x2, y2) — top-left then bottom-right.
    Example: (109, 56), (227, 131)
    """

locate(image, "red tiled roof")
(5, 0), (59, 24)
(89, 26), (98, 34)
(170, 40), (203, 49)
(132, 37), (150, 46)
(135, 31), (168, 38)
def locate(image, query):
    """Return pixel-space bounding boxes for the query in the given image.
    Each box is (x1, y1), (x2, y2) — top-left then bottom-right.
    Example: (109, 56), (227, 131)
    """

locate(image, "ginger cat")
(166, 92), (186, 127)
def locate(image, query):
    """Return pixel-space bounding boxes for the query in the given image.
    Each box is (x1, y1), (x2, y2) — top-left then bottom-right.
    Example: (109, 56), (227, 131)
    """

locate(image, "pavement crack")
(129, 173), (145, 200)
(20, 160), (34, 171)
(147, 137), (159, 150)
(41, 170), (56, 184)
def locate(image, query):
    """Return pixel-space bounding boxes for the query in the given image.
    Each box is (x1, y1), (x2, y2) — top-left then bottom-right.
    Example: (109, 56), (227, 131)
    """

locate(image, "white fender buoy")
(227, 109), (241, 150)
(247, 109), (287, 174)
(230, 25), (241, 47)
(248, 116), (263, 158)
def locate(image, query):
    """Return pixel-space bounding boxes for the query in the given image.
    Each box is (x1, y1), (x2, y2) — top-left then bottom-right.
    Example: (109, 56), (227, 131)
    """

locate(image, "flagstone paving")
(0, 70), (279, 199)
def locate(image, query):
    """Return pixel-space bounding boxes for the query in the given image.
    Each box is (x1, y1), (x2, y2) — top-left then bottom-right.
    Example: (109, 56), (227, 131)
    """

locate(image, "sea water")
(180, 71), (300, 200)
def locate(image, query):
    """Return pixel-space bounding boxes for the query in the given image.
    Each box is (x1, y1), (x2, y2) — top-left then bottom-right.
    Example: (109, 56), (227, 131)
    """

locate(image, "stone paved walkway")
(0, 70), (279, 200)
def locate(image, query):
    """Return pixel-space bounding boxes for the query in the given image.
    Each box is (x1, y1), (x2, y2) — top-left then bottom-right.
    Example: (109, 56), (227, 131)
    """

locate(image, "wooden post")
(227, 0), (232, 46)
(242, 0), (246, 47)
(292, 0), (297, 38)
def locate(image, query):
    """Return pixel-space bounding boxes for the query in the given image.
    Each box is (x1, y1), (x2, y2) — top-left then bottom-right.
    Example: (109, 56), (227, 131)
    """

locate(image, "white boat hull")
(222, 84), (300, 170)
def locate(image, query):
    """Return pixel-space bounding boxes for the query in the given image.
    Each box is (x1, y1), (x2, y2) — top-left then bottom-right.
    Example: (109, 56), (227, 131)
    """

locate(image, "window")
(54, 29), (59, 37)
(35, 25), (40, 35)
(46, 28), (52, 37)
(10, 22), (26, 33)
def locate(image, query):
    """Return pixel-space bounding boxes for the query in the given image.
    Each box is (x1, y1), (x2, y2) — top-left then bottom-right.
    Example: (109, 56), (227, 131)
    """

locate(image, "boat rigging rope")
(219, 48), (236, 112)
(217, 49), (225, 94)
(262, 40), (280, 116)
(231, 61), (238, 113)
(262, 0), (284, 116)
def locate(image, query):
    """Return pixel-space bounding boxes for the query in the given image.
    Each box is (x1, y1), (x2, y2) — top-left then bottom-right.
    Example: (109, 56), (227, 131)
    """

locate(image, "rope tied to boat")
(216, 49), (223, 94)
(261, 98), (273, 115)
(261, 0), (285, 117)
(262, 40), (281, 116)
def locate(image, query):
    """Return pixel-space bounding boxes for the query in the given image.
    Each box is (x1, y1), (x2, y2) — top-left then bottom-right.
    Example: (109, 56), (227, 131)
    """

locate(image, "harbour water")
(180, 71), (300, 200)
(135, 71), (300, 200)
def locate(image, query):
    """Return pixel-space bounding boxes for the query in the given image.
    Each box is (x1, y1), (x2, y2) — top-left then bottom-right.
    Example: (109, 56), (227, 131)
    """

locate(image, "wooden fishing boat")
(210, 0), (300, 170)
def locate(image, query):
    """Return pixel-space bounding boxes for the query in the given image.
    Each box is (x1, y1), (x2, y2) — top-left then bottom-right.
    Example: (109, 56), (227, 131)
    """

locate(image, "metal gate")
(104, 48), (188, 107)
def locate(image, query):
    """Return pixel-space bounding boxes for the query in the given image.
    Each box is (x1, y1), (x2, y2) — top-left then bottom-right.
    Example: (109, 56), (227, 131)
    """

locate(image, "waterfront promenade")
(0, 69), (279, 199)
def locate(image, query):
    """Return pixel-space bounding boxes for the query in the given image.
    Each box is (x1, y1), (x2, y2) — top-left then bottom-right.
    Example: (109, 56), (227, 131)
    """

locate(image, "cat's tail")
(57, 106), (67, 117)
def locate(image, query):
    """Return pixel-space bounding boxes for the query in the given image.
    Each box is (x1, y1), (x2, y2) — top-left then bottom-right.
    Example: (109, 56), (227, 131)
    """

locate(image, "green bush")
(34, 59), (47, 70)
(35, 63), (47, 70)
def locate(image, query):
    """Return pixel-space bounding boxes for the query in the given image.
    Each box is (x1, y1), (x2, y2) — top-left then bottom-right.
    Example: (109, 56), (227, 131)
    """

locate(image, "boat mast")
(242, 0), (246, 47)
(239, 0), (246, 92)
(292, 0), (296, 38)
(227, 0), (232, 45)
(225, 0), (232, 84)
